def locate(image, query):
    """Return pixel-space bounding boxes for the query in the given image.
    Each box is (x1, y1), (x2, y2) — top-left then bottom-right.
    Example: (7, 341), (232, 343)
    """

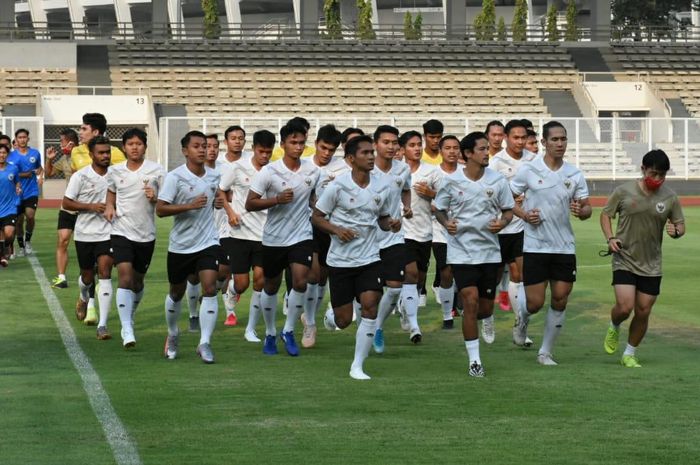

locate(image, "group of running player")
(0, 113), (685, 379)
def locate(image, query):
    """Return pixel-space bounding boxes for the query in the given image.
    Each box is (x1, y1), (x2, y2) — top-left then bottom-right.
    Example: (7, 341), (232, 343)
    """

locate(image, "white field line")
(28, 254), (142, 465)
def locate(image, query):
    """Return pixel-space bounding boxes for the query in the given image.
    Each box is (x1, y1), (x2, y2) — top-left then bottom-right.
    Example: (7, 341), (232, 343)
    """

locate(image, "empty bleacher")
(0, 68), (78, 106)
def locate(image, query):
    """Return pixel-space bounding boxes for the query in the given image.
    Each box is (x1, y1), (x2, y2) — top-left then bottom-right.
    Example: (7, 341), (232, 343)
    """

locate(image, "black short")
(18, 196), (38, 213)
(498, 231), (524, 264)
(262, 240), (314, 279)
(217, 244), (230, 269)
(432, 242), (448, 271)
(328, 261), (383, 308)
(57, 210), (78, 231)
(523, 253), (577, 286)
(405, 239), (431, 272)
(221, 237), (263, 274)
(612, 270), (662, 296)
(167, 245), (220, 284)
(380, 243), (409, 282)
(312, 226), (332, 267)
(452, 263), (499, 299)
(75, 240), (112, 271)
(111, 235), (155, 274)
(0, 214), (17, 228)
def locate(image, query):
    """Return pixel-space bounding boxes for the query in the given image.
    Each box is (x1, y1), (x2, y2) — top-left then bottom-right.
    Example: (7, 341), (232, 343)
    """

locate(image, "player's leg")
(164, 252), (196, 360)
(622, 290), (657, 367)
(535, 279), (572, 365)
(22, 202), (37, 253)
(53, 223), (73, 288)
(514, 253), (546, 346)
(217, 247), (235, 326)
(243, 264), (264, 343)
(301, 252), (322, 348)
(185, 273), (201, 331)
(196, 249), (220, 364)
(95, 247), (114, 340)
(280, 243), (312, 356)
(605, 278), (637, 355)
(222, 239), (244, 327)
(259, 245), (287, 355)
(74, 241), (96, 322)
(15, 207), (25, 255)
(0, 222), (16, 266)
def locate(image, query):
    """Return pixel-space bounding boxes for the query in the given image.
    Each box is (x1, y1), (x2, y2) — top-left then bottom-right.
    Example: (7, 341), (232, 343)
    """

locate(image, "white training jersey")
(106, 160), (165, 243)
(64, 165), (111, 242)
(490, 148), (537, 235)
(404, 162), (441, 242)
(314, 156), (352, 200)
(510, 156), (589, 255)
(315, 172), (390, 268)
(434, 167), (514, 265)
(158, 164), (221, 254)
(218, 155), (267, 241)
(371, 159), (411, 250)
(249, 158), (320, 247)
(210, 159), (230, 240)
(431, 165), (458, 244)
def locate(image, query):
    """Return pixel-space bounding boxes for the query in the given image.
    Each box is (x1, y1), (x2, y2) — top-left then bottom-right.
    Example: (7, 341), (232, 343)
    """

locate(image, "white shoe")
(537, 353), (558, 366)
(121, 327), (136, 348)
(524, 336), (534, 347)
(409, 327), (422, 344)
(323, 307), (338, 331)
(9, 253), (15, 260)
(24, 243), (33, 254)
(480, 316), (495, 344)
(419, 293), (427, 307)
(512, 313), (529, 346)
(244, 329), (261, 343)
(349, 365), (371, 380)
(16, 248), (25, 257)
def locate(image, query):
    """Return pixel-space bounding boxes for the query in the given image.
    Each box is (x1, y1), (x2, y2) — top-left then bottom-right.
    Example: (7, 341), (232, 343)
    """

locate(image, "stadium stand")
(0, 68), (78, 105)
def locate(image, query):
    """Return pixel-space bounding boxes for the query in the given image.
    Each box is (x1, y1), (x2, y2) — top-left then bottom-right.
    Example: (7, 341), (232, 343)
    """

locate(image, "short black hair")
(520, 119), (534, 130)
(542, 121), (567, 139)
(280, 122), (308, 142)
(0, 144), (10, 154)
(14, 128), (29, 137)
(253, 130), (276, 149)
(206, 133), (219, 141)
(505, 119), (528, 135)
(224, 125), (246, 139)
(526, 129), (537, 138)
(459, 131), (487, 160)
(485, 120), (504, 134)
(642, 149), (670, 172)
(316, 124), (341, 147)
(422, 119), (444, 135)
(287, 117), (311, 131)
(60, 128), (79, 145)
(345, 135), (373, 157)
(439, 135), (460, 149)
(373, 125), (399, 143)
(0, 135), (11, 145)
(341, 127), (364, 145)
(181, 130), (206, 148)
(399, 130), (422, 147)
(88, 135), (111, 153)
(122, 127), (147, 146)
(82, 113), (108, 135)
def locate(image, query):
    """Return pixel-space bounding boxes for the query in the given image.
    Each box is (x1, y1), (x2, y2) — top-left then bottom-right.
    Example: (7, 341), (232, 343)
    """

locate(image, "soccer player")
(157, 131), (227, 364)
(485, 120), (505, 158)
(340, 127), (364, 151)
(45, 128), (78, 181)
(0, 143), (21, 268)
(421, 119), (444, 165)
(271, 117), (315, 161)
(223, 125), (247, 164)
(0, 135), (15, 259)
(312, 135), (395, 380)
(511, 121), (591, 365)
(525, 129), (539, 154)
(245, 121), (320, 356)
(371, 125), (418, 353)
(488, 120), (537, 345)
(10, 128), (43, 256)
(434, 132), (514, 377)
(104, 128), (165, 348)
(219, 129), (274, 342)
(601, 150), (685, 368)
(62, 136), (114, 340)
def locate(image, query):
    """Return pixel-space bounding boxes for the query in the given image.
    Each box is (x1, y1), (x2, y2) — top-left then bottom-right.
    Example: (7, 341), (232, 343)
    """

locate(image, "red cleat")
(224, 312), (238, 326)
(498, 291), (511, 311)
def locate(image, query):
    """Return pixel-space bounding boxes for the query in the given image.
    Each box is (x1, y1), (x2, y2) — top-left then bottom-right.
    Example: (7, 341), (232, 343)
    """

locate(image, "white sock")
(351, 317), (377, 372)
(246, 290), (262, 333)
(132, 288), (144, 320)
(376, 287), (402, 329)
(260, 290), (278, 336)
(225, 280), (238, 316)
(401, 283), (419, 329)
(314, 285), (326, 315)
(116, 288), (134, 331)
(507, 280), (520, 311)
(623, 343), (636, 356)
(439, 286), (454, 320)
(465, 338), (481, 364)
(165, 295), (182, 336)
(186, 281), (200, 318)
(97, 279), (112, 327)
(519, 303), (532, 326)
(283, 289), (305, 333)
(353, 298), (362, 323)
(78, 276), (90, 302)
(499, 268), (509, 292)
(539, 307), (565, 356)
(199, 295), (218, 345)
(304, 283), (319, 328)
(58, 273), (66, 281)
(517, 283), (527, 316)
(610, 320), (620, 331)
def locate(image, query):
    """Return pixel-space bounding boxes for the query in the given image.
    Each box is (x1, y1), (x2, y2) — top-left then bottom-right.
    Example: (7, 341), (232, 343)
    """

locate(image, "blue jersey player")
(9, 128), (43, 255)
(0, 143), (21, 267)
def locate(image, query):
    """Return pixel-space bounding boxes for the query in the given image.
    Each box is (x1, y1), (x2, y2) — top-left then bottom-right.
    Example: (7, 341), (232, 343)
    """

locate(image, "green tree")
(404, 11), (414, 39)
(612, 0), (687, 40)
(201, 0), (220, 39)
(564, 0), (579, 41)
(497, 16), (507, 41)
(511, 0), (528, 42)
(356, 0), (376, 40)
(474, 0), (496, 41)
(324, 0), (342, 40)
(546, 4), (559, 42)
(413, 12), (423, 40)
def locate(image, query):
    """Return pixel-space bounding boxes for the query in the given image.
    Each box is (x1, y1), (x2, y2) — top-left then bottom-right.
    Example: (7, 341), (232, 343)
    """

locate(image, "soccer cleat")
(512, 313), (529, 346)
(121, 327), (136, 348)
(537, 353), (558, 366)
(244, 329), (261, 343)
(468, 361), (485, 377)
(524, 336), (534, 347)
(604, 326), (620, 354)
(164, 333), (178, 360)
(480, 317), (495, 344)
(280, 331), (300, 356)
(24, 243), (33, 255)
(301, 321), (317, 349)
(197, 343), (215, 364)
(0, 257), (8, 268)
(16, 247), (25, 258)
(188, 316), (200, 333)
(84, 306), (98, 326)
(451, 308), (460, 318)
(75, 297), (87, 321)
(224, 312), (238, 327)
(498, 291), (511, 311)
(349, 366), (371, 380)
(418, 293), (427, 308)
(409, 327), (422, 344)
(373, 328), (385, 354)
(323, 307), (338, 331)
(621, 354), (642, 368)
(442, 319), (454, 330)
(9, 252), (15, 260)
(96, 326), (112, 340)
(223, 291), (239, 319)
(51, 276), (68, 288)
(263, 335), (278, 355)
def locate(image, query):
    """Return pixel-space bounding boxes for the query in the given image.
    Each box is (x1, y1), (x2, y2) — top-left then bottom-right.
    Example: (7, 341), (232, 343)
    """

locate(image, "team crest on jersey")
(564, 180), (572, 189)
(395, 177), (402, 187)
(374, 195), (381, 205)
(485, 188), (494, 198)
(244, 177), (249, 182)
(30, 157), (36, 163)
(656, 202), (666, 213)
(8, 174), (14, 181)
(329, 173), (335, 180)
(350, 198), (355, 203)
(189, 186), (194, 192)
(538, 179), (543, 184)
(305, 178), (312, 186)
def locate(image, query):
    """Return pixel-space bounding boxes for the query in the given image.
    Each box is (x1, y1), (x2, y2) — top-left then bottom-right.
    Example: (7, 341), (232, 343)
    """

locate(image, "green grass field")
(2, 208), (699, 465)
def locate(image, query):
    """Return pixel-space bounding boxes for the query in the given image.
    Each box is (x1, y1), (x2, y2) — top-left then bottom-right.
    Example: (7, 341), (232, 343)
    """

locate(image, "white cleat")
(512, 313), (529, 347)
(121, 327), (136, 348)
(323, 307), (338, 331)
(524, 336), (534, 347)
(537, 353), (558, 366)
(222, 290), (237, 314)
(349, 366), (371, 380)
(398, 299), (410, 332)
(244, 329), (261, 343)
(409, 327), (422, 344)
(24, 243), (33, 254)
(418, 293), (427, 307)
(164, 333), (178, 360)
(480, 316), (495, 344)
(16, 248), (26, 258)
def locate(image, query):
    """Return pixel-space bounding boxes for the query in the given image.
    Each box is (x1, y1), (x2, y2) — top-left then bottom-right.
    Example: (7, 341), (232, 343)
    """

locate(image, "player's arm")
(156, 196), (207, 217)
(15, 181), (21, 196)
(600, 210), (622, 253)
(401, 188), (412, 218)
(44, 147), (57, 177)
(413, 181), (436, 200)
(570, 197), (592, 220)
(434, 209), (458, 236)
(62, 196), (105, 213)
(245, 189), (291, 211)
(311, 207), (356, 242)
(377, 214), (393, 232)
(104, 189), (117, 222)
(214, 188), (226, 209)
(666, 197), (685, 239)
(488, 208), (513, 233)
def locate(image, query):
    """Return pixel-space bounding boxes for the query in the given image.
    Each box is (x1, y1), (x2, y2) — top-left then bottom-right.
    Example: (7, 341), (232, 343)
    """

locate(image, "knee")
(201, 283), (217, 297)
(551, 296), (568, 311)
(335, 314), (352, 329)
(614, 301), (634, 318)
(634, 305), (652, 319)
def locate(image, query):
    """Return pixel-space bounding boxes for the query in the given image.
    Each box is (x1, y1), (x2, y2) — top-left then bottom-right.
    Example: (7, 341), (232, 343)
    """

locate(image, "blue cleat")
(373, 328), (385, 354)
(263, 335), (278, 355)
(280, 331), (300, 356)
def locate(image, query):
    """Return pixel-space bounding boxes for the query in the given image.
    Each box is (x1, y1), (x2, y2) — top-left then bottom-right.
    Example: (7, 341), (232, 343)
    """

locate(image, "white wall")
(0, 42), (76, 69)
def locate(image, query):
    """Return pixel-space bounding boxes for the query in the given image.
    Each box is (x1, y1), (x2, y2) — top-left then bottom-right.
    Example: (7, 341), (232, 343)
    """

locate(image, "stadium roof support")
(590, 0), (610, 41)
(224, 0), (242, 34)
(443, 0), (466, 40)
(293, 0), (319, 38)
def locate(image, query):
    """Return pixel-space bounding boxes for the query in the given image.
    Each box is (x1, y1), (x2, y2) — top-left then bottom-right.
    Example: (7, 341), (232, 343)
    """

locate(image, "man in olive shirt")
(601, 150), (685, 368)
